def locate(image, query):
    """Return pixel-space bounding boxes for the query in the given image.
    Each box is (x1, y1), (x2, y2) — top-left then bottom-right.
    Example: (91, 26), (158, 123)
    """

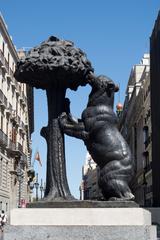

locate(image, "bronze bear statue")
(59, 74), (135, 201)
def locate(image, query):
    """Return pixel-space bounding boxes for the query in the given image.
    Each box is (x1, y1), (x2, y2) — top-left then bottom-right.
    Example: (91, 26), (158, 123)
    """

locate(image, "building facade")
(80, 153), (102, 200)
(119, 54), (151, 206)
(150, 11), (160, 207)
(0, 14), (34, 213)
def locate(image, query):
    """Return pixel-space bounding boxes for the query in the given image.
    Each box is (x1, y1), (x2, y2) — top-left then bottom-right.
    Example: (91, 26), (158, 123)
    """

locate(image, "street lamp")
(40, 178), (44, 199)
(143, 172), (147, 207)
(17, 156), (24, 208)
(34, 173), (39, 201)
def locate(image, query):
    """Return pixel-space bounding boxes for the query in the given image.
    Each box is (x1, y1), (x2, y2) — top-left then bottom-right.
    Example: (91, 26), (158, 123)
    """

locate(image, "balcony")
(15, 84), (21, 95)
(0, 50), (6, 72)
(21, 92), (26, 106)
(21, 153), (28, 166)
(17, 116), (20, 125)
(0, 50), (9, 73)
(0, 50), (5, 66)
(10, 111), (19, 126)
(17, 142), (23, 153)
(6, 103), (12, 116)
(22, 99), (26, 106)
(24, 117), (28, 127)
(19, 120), (26, 133)
(4, 59), (9, 72)
(0, 89), (7, 108)
(0, 129), (8, 147)
(146, 185), (152, 194)
(6, 73), (11, 82)
(144, 135), (151, 149)
(7, 140), (24, 156)
(144, 162), (152, 173)
(9, 68), (14, 78)
(7, 140), (16, 152)
(22, 121), (25, 129)
(10, 77), (17, 89)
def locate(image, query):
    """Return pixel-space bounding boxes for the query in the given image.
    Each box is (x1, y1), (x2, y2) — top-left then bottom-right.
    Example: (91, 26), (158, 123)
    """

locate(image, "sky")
(0, 0), (160, 199)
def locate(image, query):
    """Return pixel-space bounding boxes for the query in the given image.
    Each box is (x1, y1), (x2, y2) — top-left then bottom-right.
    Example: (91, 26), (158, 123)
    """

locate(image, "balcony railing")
(0, 50), (9, 72)
(144, 135), (151, 149)
(19, 120), (25, 131)
(10, 112), (19, 126)
(144, 162), (152, 173)
(0, 129), (8, 147)
(17, 116), (21, 125)
(3, 94), (7, 107)
(146, 185), (152, 194)
(21, 153), (27, 164)
(0, 89), (3, 102)
(17, 142), (23, 153)
(7, 140), (16, 152)
(7, 140), (24, 155)
(9, 68), (14, 78)
(0, 89), (8, 108)
(0, 50), (5, 67)
(4, 59), (9, 72)
(8, 103), (12, 112)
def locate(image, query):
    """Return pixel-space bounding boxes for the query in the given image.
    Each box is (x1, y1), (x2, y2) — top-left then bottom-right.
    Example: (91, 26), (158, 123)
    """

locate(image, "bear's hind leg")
(99, 161), (135, 201)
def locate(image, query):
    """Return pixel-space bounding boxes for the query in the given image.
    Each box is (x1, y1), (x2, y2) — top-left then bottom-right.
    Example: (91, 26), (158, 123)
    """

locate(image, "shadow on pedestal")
(27, 200), (139, 208)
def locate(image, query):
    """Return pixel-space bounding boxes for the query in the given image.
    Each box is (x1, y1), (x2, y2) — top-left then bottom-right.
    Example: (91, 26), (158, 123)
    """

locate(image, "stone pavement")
(0, 231), (4, 240)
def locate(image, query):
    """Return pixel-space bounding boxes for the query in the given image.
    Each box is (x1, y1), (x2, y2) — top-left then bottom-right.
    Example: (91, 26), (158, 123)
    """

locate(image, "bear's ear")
(107, 83), (119, 93)
(114, 84), (119, 92)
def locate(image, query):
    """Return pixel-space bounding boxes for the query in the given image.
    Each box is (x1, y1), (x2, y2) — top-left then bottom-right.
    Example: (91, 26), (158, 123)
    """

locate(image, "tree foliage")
(14, 36), (94, 90)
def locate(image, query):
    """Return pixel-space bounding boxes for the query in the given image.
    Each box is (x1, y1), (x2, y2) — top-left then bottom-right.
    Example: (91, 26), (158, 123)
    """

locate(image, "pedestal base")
(4, 225), (157, 240)
(10, 208), (151, 225)
(5, 207), (157, 240)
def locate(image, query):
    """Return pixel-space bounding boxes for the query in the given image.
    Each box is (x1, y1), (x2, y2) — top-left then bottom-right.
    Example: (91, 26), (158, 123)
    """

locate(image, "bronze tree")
(14, 36), (93, 200)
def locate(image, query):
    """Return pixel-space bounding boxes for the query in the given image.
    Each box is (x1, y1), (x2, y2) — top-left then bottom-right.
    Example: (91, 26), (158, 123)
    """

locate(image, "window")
(0, 158), (2, 186)
(12, 62), (14, 72)
(6, 121), (8, 136)
(6, 203), (8, 212)
(7, 80), (10, 91)
(134, 124), (137, 162)
(16, 101), (18, 115)
(6, 160), (8, 188)
(12, 127), (17, 143)
(1, 116), (3, 131)
(143, 126), (149, 143)
(143, 151), (151, 172)
(2, 42), (4, 54)
(7, 53), (10, 65)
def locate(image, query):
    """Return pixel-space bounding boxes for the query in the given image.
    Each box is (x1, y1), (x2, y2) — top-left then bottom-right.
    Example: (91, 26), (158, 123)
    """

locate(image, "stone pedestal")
(10, 207), (152, 226)
(4, 201), (157, 240)
(4, 225), (157, 240)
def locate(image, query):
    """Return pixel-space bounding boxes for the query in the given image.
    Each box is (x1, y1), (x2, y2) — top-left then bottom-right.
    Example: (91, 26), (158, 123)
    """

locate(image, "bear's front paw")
(59, 112), (68, 129)
(59, 112), (67, 119)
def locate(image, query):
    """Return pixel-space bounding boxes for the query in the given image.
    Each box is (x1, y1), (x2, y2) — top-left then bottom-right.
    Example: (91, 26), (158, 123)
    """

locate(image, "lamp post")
(27, 167), (35, 202)
(40, 178), (44, 199)
(143, 171), (147, 207)
(34, 173), (39, 201)
(17, 156), (24, 208)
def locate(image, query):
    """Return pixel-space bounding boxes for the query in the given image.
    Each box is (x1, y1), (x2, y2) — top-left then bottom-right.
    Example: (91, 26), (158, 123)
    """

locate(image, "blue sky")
(0, 0), (160, 198)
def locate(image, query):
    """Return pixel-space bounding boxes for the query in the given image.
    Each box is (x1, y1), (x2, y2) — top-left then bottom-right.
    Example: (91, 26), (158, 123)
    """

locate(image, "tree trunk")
(41, 87), (73, 200)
